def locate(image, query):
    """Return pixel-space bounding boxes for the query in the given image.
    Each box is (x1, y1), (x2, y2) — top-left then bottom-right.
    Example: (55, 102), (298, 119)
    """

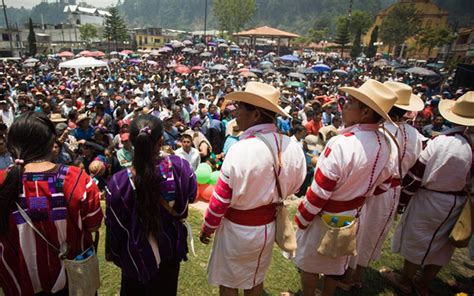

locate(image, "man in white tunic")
(382, 91), (474, 295)
(341, 82), (425, 290)
(199, 82), (306, 296)
(294, 79), (398, 296)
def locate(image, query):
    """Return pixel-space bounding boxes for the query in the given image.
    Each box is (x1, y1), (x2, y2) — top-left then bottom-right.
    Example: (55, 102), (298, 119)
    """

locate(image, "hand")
(199, 231), (212, 245)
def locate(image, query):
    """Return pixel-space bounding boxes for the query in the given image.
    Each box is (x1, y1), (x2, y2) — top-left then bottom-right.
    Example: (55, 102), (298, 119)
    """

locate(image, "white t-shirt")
(175, 147), (201, 172)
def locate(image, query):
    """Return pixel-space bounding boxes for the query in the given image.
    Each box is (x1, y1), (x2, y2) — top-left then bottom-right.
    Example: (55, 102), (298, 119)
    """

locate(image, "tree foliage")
(365, 26), (379, 58)
(27, 18), (36, 57)
(213, 0), (256, 34)
(417, 26), (456, 56)
(380, 4), (421, 49)
(104, 7), (129, 46)
(79, 24), (98, 46)
(350, 28), (363, 58)
(334, 17), (351, 56)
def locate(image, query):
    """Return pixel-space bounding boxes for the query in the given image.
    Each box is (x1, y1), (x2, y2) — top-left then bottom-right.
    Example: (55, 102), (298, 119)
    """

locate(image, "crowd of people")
(0, 42), (472, 296)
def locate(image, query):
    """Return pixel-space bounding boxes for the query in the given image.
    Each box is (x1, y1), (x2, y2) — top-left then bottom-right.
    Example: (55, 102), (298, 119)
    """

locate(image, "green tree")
(27, 18), (36, 57)
(103, 6), (129, 50)
(79, 24), (98, 48)
(417, 26), (456, 57)
(380, 4), (421, 52)
(365, 26), (379, 58)
(213, 0), (256, 34)
(334, 17), (351, 56)
(349, 10), (373, 35)
(350, 28), (363, 58)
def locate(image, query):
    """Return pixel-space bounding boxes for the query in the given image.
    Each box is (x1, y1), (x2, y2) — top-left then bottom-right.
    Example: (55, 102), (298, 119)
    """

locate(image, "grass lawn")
(97, 204), (473, 296)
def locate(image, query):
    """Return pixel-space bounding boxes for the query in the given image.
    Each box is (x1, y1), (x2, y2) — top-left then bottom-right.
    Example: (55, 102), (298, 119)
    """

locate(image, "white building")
(64, 5), (110, 26)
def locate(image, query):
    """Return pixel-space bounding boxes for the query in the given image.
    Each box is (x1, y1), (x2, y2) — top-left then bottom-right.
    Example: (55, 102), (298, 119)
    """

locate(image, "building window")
(144, 37), (148, 44)
(2, 34), (10, 41)
(155, 38), (161, 44)
(139, 36), (142, 45)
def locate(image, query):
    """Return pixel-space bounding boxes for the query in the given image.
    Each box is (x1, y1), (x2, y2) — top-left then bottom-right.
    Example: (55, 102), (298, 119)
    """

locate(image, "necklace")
(27, 159), (51, 164)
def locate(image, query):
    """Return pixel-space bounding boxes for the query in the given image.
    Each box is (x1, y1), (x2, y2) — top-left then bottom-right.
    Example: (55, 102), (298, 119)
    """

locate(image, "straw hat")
(438, 91), (474, 126)
(339, 79), (397, 124)
(49, 113), (67, 123)
(76, 113), (91, 124)
(383, 81), (424, 111)
(225, 82), (289, 117)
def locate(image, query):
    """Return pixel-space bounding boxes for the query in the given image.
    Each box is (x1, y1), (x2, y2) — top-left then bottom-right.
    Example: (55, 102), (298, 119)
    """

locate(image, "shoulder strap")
(255, 133), (284, 202)
(381, 126), (403, 183)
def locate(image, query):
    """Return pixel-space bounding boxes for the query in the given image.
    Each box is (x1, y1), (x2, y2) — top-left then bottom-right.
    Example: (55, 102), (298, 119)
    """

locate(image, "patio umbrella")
(191, 65), (205, 71)
(406, 67), (438, 76)
(240, 71), (257, 78)
(175, 65), (191, 74)
(260, 61), (273, 68)
(332, 69), (348, 76)
(288, 72), (306, 80)
(250, 68), (263, 74)
(58, 51), (74, 58)
(312, 64), (331, 72)
(200, 52), (213, 57)
(210, 64), (228, 71)
(280, 55), (300, 63)
(286, 81), (305, 88)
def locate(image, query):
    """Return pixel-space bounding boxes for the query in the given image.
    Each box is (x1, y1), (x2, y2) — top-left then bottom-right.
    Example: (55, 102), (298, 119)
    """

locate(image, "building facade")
(363, 0), (448, 59)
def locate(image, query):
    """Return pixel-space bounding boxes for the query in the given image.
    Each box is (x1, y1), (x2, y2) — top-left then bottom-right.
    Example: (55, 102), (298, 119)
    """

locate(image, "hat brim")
(394, 94), (424, 111)
(50, 118), (67, 123)
(76, 116), (91, 124)
(225, 91), (290, 117)
(439, 99), (474, 126)
(339, 86), (395, 125)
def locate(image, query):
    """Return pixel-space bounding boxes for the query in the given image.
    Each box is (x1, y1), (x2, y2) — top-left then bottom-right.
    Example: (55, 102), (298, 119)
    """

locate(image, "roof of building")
(234, 26), (300, 38)
(63, 5), (111, 17)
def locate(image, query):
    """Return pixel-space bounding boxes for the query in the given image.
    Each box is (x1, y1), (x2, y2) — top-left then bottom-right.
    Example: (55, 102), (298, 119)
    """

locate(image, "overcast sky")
(5, 0), (117, 9)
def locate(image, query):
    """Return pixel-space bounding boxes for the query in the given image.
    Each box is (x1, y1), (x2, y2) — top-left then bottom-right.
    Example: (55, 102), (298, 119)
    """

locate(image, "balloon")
(201, 184), (215, 201)
(209, 171), (220, 185)
(196, 163), (212, 184)
(196, 184), (205, 200)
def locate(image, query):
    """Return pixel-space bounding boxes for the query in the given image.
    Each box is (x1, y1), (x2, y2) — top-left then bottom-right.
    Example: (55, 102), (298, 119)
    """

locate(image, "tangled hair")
(129, 114), (164, 240)
(0, 112), (56, 233)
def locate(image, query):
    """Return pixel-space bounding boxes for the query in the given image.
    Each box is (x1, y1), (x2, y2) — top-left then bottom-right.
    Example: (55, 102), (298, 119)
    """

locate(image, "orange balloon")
(201, 184), (215, 202)
(196, 184), (207, 201)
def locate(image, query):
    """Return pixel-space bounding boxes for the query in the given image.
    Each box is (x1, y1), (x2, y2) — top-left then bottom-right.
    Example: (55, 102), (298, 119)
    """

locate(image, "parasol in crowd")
(175, 65), (191, 74)
(312, 64), (330, 72)
(210, 64), (228, 71)
(406, 67), (438, 76)
(280, 55), (300, 63)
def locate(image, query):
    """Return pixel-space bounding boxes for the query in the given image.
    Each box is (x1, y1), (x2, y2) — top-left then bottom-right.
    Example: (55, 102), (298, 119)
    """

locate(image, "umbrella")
(109, 51), (119, 55)
(263, 68), (277, 76)
(275, 66), (292, 73)
(91, 51), (105, 57)
(286, 81), (305, 88)
(147, 60), (158, 66)
(250, 68), (263, 74)
(240, 71), (258, 78)
(230, 47), (241, 52)
(120, 50), (134, 55)
(200, 52), (213, 57)
(166, 63), (177, 68)
(110, 58), (120, 63)
(214, 38), (226, 43)
(218, 43), (229, 48)
(24, 58), (39, 63)
(406, 67), (438, 76)
(210, 64), (228, 71)
(128, 59), (142, 64)
(175, 65), (191, 74)
(171, 41), (184, 48)
(332, 69), (348, 76)
(189, 49), (200, 54)
(23, 62), (36, 67)
(183, 40), (193, 46)
(237, 68), (249, 72)
(58, 51), (74, 58)
(195, 43), (206, 48)
(373, 59), (389, 67)
(426, 63), (443, 69)
(260, 61), (273, 68)
(79, 50), (91, 56)
(158, 47), (172, 53)
(208, 42), (217, 47)
(191, 65), (205, 71)
(280, 55), (300, 63)
(150, 50), (160, 56)
(39, 64), (50, 70)
(312, 64), (331, 72)
(303, 68), (317, 75)
(288, 72), (306, 80)
(182, 47), (194, 53)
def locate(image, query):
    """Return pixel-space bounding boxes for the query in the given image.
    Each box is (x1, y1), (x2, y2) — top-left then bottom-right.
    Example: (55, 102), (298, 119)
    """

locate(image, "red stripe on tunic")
(314, 168), (337, 192)
(294, 215), (307, 229)
(202, 177), (234, 235)
(324, 147), (332, 157)
(322, 196), (366, 213)
(306, 186), (328, 209)
(297, 201), (316, 222)
(214, 178), (232, 200)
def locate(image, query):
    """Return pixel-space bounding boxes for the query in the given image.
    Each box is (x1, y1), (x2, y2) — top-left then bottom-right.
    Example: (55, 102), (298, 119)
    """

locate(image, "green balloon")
(209, 171), (220, 185)
(198, 163), (212, 175)
(196, 164), (212, 185)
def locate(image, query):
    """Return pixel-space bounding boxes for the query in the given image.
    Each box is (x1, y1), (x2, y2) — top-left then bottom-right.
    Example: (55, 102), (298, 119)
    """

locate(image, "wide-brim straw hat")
(225, 82), (290, 117)
(339, 79), (397, 124)
(49, 113), (67, 123)
(383, 81), (424, 111)
(76, 114), (91, 124)
(438, 91), (474, 126)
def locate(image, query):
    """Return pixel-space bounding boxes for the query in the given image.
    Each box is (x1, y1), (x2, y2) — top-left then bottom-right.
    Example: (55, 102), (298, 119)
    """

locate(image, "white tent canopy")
(58, 57), (110, 77)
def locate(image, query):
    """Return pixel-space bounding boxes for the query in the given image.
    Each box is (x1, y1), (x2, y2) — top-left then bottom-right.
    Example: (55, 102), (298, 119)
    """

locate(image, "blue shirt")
(74, 126), (95, 141)
(223, 135), (239, 155)
(277, 117), (292, 133)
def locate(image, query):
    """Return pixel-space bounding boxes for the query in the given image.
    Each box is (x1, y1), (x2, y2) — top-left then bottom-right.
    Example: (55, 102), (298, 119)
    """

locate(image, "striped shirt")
(0, 165), (103, 295)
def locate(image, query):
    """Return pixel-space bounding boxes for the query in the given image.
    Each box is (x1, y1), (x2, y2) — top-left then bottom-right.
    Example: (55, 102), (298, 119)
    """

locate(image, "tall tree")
(417, 26), (456, 57)
(365, 26), (379, 58)
(349, 10), (373, 35)
(334, 17), (351, 57)
(79, 24), (98, 48)
(350, 28), (363, 58)
(27, 18), (36, 57)
(103, 6), (129, 50)
(380, 4), (421, 53)
(213, 0), (256, 34)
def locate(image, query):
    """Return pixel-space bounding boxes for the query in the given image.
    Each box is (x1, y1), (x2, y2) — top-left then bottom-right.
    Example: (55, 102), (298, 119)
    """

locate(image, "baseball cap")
(120, 133), (130, 142)
(304, 135), (318, 151)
